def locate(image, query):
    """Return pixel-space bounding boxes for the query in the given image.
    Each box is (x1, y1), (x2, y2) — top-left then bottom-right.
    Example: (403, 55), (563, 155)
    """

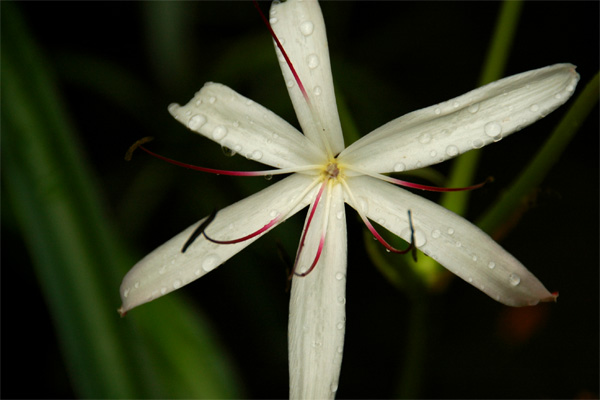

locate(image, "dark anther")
(181, 209), (218, 253)
(125, 137), (154, 161)
(407, 210), (418, 262)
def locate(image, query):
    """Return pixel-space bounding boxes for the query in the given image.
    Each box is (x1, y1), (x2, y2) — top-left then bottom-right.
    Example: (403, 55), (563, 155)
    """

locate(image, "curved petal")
(344, 176), (556, 307)
(289, 183), (347, 399)
(168, 82), (327, 168)
(270, 0), (345, 155)
(119, 173), (319, 314)
(339, 64), (579, 173)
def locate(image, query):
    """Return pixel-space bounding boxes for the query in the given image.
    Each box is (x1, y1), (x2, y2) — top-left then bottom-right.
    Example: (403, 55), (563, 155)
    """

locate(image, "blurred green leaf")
(1, 3), (241, 398)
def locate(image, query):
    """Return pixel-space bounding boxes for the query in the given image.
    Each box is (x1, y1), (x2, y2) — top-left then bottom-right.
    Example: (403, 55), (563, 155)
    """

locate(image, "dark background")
(3, 1), (598, 398)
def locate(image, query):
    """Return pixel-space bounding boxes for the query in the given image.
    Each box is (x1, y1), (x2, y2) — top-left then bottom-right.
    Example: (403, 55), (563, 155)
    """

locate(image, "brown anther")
(125, 137), (154, 161)
(325, 162), (340, 179)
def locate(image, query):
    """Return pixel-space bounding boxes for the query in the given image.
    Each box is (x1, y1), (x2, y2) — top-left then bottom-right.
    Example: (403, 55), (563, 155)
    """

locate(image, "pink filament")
(204, 216), (280, 245)
(388, 176), (491, 192)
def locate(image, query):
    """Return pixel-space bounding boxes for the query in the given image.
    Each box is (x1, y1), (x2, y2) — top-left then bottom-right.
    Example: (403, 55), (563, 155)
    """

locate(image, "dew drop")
(471, 138), (484, 149)
(194, 269), (201, 276)
(251, 150), (263, 160)
(336, 210), (344, 220)
(336, 321), (344, 329)
(431, 229), (441, 239)
(269, 17), (278, 24)
(434, 107), (441, 115)
(468, 277), (473, 283)
(202, 254), (220, 272)
(234, 144), (242, 153)
(508, 273), (521, 286)
(233, 121), (240, 128)
(393, 162), (406, 172)
(160, 287), (167, 295)
(221, 146), (235, 157)
(123, 288), (130, 298)
(245, 99), (254, 106)
(158, 265), (167, 275)
(134, 281), (140, 289)
(445, 145), (459, 157)
(430, 150), (437, 158)
(447, 228), (455, 235)
(453, 101), (460, 108)
(306, 54), (320, 69)
(335, 272), (345, 281)
(173, 279), (182, 289)
(418, 132), (432, 144)
(337, 296), (346, 305)
(468, 103), (480, 114)
(313, 86), (322, 96)
(264, 174), (273, 181)
(188, 114), (206, 130)
(472, 255), (478, 262)
(208, 96), (216, 104)
(337, 346), (344, 354)
(330, 382), (339, 393)
(554, 93), (562, 100)
(484, 121), (503, 139)
(286, 79), (294, 88)
(269, 210), (278, 218)
(488, 261), (496, 269)
(300, 21), (314, 36)
(212, 125), (227, 140)
(529, 104), (540, 112)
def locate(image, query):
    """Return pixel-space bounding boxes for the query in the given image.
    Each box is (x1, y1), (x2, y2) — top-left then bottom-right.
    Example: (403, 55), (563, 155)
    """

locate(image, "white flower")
(119, 0), (579, 398)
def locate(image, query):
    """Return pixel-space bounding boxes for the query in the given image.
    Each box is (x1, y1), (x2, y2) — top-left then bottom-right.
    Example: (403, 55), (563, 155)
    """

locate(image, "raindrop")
(221, 146), (236, 157)
(418, 133), (432, 144)
(431, 229), (441, 239)
(430, 150), (437, 158)
(472, 255), (478, 262)
(306, 54), (320, 69)
(313, 86), (322, 96)
(286, 79), (294, 88)
(202, 254), (220, 272)
(269, 17), (278, 24)
(447, 228), (455, 235)
(393, 163), (406, 172)
(160, 287), (167, 295)
(330, 382), (339, 393)
(468, 103), (480, 114)
(123, 288), (130, 298)
(445, 145), (459, 157)
(488, 261), (496, 269)
(508, 273), (521, 286)
(269, 210), (278, 218)
(529, 104), (540, 112)
(484, 121), (502, 138)
(159, 265), (167, 275)
(173, 279), (182, 289)
(554, 93), (562, 100)
(337, 296), (346, 305)
(300, 21), (314, 36)
(264, 175), (273, 181)
(188, 114), (207, 130)
(233, 121), (240, 128)
(194, 269), (201, 276)
(212, 125), (228, 140)
(134, 281), (140, 289)
(468, 277), (473, 283)
(453, 101), (460, 108)
(336, 211), (344, 220)
(245, 99), (254, 106)
(336, 321), (344, 329)
(434, 107), (441, 115)
(337, 346), (344, 354)
(251, 150), (263, 160)
(471, 138), (484, 149)
(335, 272), (345, 281)
(234, 144), (243, 153)
(208, 96), (216, 104)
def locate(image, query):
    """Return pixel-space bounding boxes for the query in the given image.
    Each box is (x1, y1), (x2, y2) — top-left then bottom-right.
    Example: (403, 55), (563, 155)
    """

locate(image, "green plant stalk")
(478, 71), (599, 234)
(2, 3), (241, 398)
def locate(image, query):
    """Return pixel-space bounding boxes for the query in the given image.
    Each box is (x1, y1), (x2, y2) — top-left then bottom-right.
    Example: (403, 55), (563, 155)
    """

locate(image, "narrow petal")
(120, 174), (318, 314)
(169, 82), (327, 169)
(270, 0), (345, 155)
(344, 176), (555, 307)
(339, 64), (579, 173)
(289, 183), (347, 399)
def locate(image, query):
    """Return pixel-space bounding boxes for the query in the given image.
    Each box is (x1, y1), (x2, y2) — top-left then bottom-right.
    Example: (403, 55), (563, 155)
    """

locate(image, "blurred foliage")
(2, 1), (598, 399)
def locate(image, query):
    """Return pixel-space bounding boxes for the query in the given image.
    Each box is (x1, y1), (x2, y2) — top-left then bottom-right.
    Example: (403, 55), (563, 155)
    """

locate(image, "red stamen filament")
(290, 181), (327, 278)
(203, 216), (280, 245)
(253, 0), (310, 104)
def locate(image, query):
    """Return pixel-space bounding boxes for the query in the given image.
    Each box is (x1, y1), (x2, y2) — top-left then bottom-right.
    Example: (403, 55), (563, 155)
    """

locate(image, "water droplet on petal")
(212, 125), (227, 140)
(336, 321), (344, 329)
(529, 104), (540, 112)
(434, 107), (441, 115)
(188, 114), (206, 130)
(300, 21), (314, 36)
(337, 296), (346, 304)
(134, 281), (140, 288)
(251, 150), (263, 160)
(488, 261), (496, 269)
(419, 133), (432, 144)
(445, 145), (459, 157)
(160, 287), (167, 295)
(335, 272), (345, 281)
(447, 228), (455, 235)
(306, 54), (320, 69)
(471, 138), (484, 149)
(468, 103), (480, 113)
(194, 269), (201, 276)
(221, 146), (235, 157)
(208, 96), (216, 104)
(330, 382), (339, 393)
(264, 175), (273, 181)
(313, 86), (322, 96)
(430, 150), (437, 158)
(393, 162), (406, 172)
(158, 265), (167, 275)
(431, 229), (441, 239)
(286, 79), (294, 88)
(202, 254), (220, 272)
(468, 277), (473, 283)
(173, 279), (182, 289)
(269, 17), (278, 24)
(509, 273), (521, 286)
(123, 288), (130, 298)
(484, 121), (503, 139)
(336, 211), (344, 220)
(453, 101), (460, 108)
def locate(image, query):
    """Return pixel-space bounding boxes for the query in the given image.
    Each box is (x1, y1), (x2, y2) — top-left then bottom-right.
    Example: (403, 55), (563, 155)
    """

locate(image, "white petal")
(169, 82), (327, 168)
(270, 0), (345, 155)
(119, 174), (318, 314)
(344, 176), (555, 307)
(339, 64), (579, 173)
(289, 184), (347, 399)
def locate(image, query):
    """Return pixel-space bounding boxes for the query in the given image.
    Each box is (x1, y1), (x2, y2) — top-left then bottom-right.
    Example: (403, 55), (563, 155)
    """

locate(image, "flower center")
(325, 161), (340, 179)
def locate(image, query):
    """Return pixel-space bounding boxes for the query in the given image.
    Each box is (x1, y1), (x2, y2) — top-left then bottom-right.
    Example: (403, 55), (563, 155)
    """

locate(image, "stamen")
(289, 180), (327, 278)
(129, 139), (320, 177)
(181, 209), (217, 253)
(204, 216), (280, 245)
(345, 165), (493, 192)
(341, 180), (415, 256)
(252, 0), (309, 103)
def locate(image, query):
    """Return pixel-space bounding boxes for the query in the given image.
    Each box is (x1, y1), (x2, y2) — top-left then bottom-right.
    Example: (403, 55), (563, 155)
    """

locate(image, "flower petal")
(344, 176), (556, 307)
(339, 64), (579, 173)
(289, 183), (347, 399)
(270, 0), (345, 155)
(169, 82), (327, 168)
(119, 173), (318, 314)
